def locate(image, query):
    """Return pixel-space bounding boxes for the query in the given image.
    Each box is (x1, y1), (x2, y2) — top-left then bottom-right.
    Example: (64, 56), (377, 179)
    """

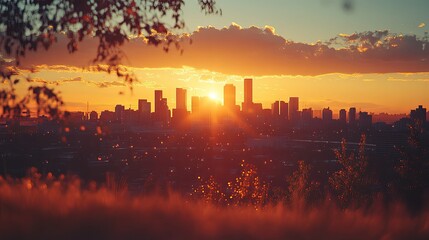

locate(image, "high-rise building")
(138, 99), (151, 113)
(280, 101), (289, 120)
(242, 78), (253, 113)
(271, 101), (280, 116)
(154, 90), (163, 114)
(138, 99), (151, 122)
(349, 107), (356, 124)
(224, 84), (236, 108)
(289, 97), (299, 121)
(339, 109), (347, 123)
(302, 108), (313, 122)
(176, 88), (187, 111)
(322, 107), (333, 122)
(115, 104), (125, 122)
(244, 78), (253, 104)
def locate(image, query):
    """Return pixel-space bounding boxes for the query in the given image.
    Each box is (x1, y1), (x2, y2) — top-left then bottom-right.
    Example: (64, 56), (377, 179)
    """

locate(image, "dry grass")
(1, 172), (429, 240)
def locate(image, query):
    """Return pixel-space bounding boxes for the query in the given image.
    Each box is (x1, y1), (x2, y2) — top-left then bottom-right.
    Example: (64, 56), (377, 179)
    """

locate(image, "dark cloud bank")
(17, 23), (429, 76)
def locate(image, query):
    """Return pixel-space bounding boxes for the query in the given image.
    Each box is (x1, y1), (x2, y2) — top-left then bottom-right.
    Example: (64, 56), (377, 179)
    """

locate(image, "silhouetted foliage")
(330, 135), (373, 208)
(288, 160), (322, 207)
(395, 120), (429, 209)
(0, 0), (219, 118)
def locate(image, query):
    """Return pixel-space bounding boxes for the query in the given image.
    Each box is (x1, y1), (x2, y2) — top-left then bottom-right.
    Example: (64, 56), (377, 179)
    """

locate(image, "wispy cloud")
(27, 76), (126, 88)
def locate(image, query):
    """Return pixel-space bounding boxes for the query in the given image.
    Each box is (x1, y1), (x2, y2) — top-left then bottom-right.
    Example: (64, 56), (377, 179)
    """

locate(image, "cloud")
(13, 24), (429, 76)
(27, 76), (126, 88)
(418, 22), (426, 28)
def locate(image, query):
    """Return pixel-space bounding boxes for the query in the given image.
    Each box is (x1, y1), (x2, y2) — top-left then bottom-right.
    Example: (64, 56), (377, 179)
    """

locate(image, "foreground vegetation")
(1, 168), (429, 240)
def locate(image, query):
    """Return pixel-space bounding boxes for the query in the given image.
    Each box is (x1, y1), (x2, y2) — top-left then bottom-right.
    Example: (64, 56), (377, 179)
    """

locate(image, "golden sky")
(12, 23), (429, 114)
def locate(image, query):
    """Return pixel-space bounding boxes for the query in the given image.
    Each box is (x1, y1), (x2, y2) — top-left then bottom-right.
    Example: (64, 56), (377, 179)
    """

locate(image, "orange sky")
(11, 23), (429, 114)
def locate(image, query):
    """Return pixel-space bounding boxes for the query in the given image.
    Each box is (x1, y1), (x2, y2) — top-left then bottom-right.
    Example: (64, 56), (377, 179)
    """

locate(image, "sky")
(11, 0), (429, 114)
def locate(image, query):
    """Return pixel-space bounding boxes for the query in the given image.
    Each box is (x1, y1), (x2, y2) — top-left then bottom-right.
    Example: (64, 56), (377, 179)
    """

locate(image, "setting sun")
(208, 92), (220, 102)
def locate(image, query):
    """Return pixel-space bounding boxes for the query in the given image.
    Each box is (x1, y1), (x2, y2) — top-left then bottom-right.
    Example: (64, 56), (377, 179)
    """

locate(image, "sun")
(208, 92), (220, 101)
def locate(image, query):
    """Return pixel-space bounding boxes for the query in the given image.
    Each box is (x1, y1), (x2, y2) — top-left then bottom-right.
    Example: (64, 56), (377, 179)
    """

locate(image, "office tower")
(115, 104), (125, 122)
(244, 78), (253, 104)
(271, 101), (280, 116)
(302, 108), (313, 122)
(192, 96), (200, 114)
(280, 101), (288, 120)
(242, 78), (253, 112)
(410, 105), (427, 122)
(349, 107), (356, 124)
(160, 98), (170, 122)
(359, 111), (372, 128)
(154, 90), (163, 116)
(224, 84), (236, 108)
(138, 99), (151, 113)
(339, 109), (347, 123)
(289, 97), (299, 121)
(176, 88), (187, 111)
(322, 107), (333, 121)
(138, 99), (151, 122)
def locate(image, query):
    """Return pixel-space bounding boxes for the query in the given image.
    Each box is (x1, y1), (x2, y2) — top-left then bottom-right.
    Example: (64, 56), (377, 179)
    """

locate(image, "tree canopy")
(0, 0), (219, 118)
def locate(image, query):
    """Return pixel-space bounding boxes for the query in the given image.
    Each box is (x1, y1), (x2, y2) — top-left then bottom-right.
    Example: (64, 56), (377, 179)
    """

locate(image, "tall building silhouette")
(322, 107), (333, 122)
(154, 90), (163, 117)
(138, 99), (151, 122)
(280, 101), (288, 120)
(224, 84), (236, 109)
(289, 97), (299, 121)
(138, 99), (151, 113)
(244, 78), (253, 104)
(271, 101), (280, 116)
(115, 104), (125, 122)
(339, 109), (347, 123)
(349, 107), (356, 124)
(242, 78), (253, 112)
(302, 108), (313, 122)
(176, 88), (187, 111)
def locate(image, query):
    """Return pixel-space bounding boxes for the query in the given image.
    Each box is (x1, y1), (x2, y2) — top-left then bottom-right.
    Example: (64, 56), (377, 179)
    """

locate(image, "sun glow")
(208, 92), (220, 102)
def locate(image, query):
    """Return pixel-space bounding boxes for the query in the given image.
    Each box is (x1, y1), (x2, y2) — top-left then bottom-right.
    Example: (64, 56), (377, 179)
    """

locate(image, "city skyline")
(61, 78), (427, 125)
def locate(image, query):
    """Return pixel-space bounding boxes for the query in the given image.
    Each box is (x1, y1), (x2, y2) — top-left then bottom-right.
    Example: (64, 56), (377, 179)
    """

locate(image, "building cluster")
(65, 78), (427, 131)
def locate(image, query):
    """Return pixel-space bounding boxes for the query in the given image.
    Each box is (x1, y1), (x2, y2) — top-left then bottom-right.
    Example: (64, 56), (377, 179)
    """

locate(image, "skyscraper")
(115, 104), (125, 122)
(280, 101), (288, 120)
(289, 97), (299, 121)
(138, 99), (151, 113)
(176, 88), (187, 111)
(154, 90), (163, 116)
(302, 108), (313, 122)
(349, 107), (356, 124)
(271, 101), (280, 116)
(322, 107), (333, 122)
(339, 109), (347, 123)
(244, 78), (253, 104)
(224, 84), (236, 108)
(138, 99), (151, 122)
(242, 78), (253, 112)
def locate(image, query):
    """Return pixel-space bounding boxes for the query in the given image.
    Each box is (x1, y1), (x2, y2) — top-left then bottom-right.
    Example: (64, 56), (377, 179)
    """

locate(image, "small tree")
(288, 160), (321, 206)
(229, 161), (268, 209)
(329, 134), (372, 208)
(395, 120), (429, 209)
